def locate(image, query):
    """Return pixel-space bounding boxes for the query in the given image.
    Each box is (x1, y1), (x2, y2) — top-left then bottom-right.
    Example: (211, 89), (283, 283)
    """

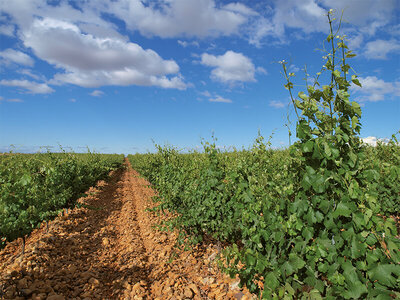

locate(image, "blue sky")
(0, 0), (399, 154)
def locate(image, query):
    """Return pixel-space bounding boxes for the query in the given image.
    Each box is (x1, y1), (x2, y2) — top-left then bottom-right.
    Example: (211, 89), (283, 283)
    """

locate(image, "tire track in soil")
(0, 160), (255, 300)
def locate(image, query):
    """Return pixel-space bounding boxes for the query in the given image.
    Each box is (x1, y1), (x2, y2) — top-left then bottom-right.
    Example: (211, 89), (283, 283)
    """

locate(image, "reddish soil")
(0, 160), (255, 299)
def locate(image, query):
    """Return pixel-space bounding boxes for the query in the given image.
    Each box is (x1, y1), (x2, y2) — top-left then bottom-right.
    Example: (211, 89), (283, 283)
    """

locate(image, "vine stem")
(281, 62), (300, 120)
(327, 11), (335, 135)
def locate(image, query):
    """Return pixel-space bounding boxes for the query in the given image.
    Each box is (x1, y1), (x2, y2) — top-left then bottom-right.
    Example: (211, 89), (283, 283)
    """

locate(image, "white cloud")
(177, 40), (199, 47)
(362, 136), (391, 146)
(209, 96), (232, 103)
(69, 98), (77, 102)
(0, 49), (34, 66)
(0, 96), (24, 103)
(0, 24), (15, 37)
(321, 0), (396, 35)
(23, 18), (186, 89)
(90, 90), (104, 97)
(351, 76), (400, 102)
(200, 90), (212, 97)
(0, 0), (118, 37)
(223, 3), (258, 16)
(256, 66), (268, 74)
(273, 0), (326, 35)
(248, 0), (327, 45)
(248, 0), (397, 46)
(364, 39), (400, 59)
(17, 69), (43, 81)
(269, 100), (286, 108)
(101, 0), (247, 38)
(7, 98), (23, 103)
(0, 79), (54, 94)
(247, 17), (275, 47)
(200, 51), (257, 83)
(347, 33), (364, 50)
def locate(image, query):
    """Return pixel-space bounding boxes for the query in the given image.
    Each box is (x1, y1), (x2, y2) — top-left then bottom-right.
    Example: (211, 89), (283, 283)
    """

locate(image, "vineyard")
(0, 152), (124, 250)
(128, 135), (400, 298)
(1, 11), (400, 299)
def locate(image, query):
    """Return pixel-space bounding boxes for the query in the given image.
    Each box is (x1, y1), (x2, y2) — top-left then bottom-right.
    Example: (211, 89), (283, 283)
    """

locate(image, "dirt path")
(0, 160), (254, 300)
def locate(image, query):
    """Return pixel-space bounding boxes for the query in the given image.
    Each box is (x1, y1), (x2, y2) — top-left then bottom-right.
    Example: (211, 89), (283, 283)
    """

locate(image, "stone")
(20, 288), (34, 296)
(89, 277), (100, 286)
(69, 265), (77, 274)
(229, 280), (240, 290)
(102, 237), (110, 246)
(17, 277), (29, 289)
(81, 291), (92, 298)
(36, 294), (47, 300)
(234, 292), (245, 300)
(183, 287), (193, 298)
(187, 284), (199, 295)
(123, 281), (132, 291)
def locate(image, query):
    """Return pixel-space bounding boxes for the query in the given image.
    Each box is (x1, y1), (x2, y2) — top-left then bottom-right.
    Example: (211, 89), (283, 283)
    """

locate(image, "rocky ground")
(0, 160), (255, 300)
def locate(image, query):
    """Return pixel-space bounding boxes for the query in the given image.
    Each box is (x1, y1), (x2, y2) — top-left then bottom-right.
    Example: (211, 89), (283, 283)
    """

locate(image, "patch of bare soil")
(0, 160), (255, 299)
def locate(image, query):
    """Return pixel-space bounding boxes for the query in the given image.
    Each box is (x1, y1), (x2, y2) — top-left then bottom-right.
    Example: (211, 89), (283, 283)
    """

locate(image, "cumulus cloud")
(364, 39), (400, 59)
(100, 0), (247, 38)
(350, 76), (400, 102)
(209, 96), (232, 103)
(90, 90), (104, 97)
(0, 49), (34, 66)
(362, 136), (391, 146)
(200, 51), (258, 83)
(23, 18), (186, 89)
(0, 79), (54, 94)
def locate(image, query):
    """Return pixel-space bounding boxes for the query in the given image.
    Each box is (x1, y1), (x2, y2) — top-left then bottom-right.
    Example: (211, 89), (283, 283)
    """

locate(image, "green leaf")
(352, 101), (362, 116)
(323, 142), (332, 158)
(303, 140), (314, 153)
(346, 52), (357, 58)
(333, 202), (356, 218)
(309, 289), (323, 300)
(302, 227), (314, 241)
(264, 271), (280, 290)
(20, 174), (31, 186)
(350, 236), (366, 259)
(245, 250), (256, 266)
(289, 253), (305, 270)
(333, 70), (341, 78)
(299, 91), (308, 101)
(342, 281), (368, 299)
(351, 116), (358, 129)
(384, 218), (397, 236)
(312, 174), (325, 194)
(351, 75), (362, 87)
(368, 264), (400, 288)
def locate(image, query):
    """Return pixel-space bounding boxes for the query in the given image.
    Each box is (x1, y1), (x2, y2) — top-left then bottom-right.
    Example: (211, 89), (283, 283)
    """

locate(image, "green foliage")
(128, 10), (400, 299)
(0, 151), (124, 247)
